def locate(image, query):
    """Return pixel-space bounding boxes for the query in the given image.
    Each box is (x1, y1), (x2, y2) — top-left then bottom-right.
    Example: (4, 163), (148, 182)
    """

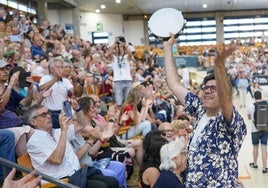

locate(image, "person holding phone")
(6, 66), (34, 117)
(0, 60), (34, 158)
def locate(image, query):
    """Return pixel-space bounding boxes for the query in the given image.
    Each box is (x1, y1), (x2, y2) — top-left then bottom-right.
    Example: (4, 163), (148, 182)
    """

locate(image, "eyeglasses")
(32, 111), (51, 119)
(161, 129), (174, 135)
(54, 66), (63, 69)
(201, 85), (217, 92)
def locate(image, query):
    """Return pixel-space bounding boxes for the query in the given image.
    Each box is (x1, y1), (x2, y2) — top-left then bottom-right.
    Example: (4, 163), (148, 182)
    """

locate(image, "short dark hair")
(201, 73), (215, 86)
(78, 97), (96, 114)
(201, 73), (232, 94)
(254, 91), (262, 100)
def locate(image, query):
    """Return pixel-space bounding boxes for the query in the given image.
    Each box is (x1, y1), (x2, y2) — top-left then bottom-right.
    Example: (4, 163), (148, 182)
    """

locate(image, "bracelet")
(85, 141), (93, 147)
(98, 138), (105, 144)
(74, 105), (82, 112)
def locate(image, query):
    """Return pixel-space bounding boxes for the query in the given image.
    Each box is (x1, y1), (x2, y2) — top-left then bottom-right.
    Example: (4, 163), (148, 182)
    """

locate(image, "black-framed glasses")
(32, 111), (51, 119)
(201, 85), (217, 92)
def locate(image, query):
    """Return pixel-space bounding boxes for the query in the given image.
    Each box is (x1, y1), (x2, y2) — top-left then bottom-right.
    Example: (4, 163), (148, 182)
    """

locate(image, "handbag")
(69, 166), (102, 188)
(109, 135), (126, 148)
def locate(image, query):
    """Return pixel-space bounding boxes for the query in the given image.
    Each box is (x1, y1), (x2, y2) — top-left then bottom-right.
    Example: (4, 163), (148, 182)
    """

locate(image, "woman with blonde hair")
(171, 119), (189, 143)
(117, 86), (153, 140)
(154, 139), (187, 188)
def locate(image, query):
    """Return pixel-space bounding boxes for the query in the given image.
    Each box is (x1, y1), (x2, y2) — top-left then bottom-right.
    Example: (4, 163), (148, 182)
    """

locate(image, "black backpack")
(253, 101), (268, 130)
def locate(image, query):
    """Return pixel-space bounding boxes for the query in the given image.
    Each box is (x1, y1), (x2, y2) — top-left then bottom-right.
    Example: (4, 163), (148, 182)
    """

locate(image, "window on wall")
(149, 18), (217, 46)
(92, 32), (109, 44)
(179, 19), (216, 46)
(0, 0), (37, 15)
(224, 16), (268, 43)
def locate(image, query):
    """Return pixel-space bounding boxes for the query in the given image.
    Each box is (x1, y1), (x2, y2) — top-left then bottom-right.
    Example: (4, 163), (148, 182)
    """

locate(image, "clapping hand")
(102, 124), (114, 141)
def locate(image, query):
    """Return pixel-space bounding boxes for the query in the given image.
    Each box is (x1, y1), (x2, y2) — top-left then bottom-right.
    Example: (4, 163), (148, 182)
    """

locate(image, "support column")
(143, 19), (149, 45)
(215, 13), (225, 43)
(72, 7), (80, 36)
(37, 0), (48, 25)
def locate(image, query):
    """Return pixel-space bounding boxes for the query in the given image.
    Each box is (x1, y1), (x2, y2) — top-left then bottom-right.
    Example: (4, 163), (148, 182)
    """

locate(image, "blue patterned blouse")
(184, 92), (247, 188)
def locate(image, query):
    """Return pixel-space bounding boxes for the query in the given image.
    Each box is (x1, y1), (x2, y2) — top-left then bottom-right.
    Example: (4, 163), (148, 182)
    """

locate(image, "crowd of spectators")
(0, 8), (268, 188)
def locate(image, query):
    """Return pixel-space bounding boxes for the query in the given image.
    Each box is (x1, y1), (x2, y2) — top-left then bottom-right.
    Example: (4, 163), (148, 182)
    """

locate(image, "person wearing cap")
(0, 59), (34, 157)
(0, 59), (19, 112)
(247, 90), (268, 173)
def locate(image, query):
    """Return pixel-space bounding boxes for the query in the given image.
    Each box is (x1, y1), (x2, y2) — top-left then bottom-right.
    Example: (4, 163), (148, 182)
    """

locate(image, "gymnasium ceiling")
(47, 0), (268, 16)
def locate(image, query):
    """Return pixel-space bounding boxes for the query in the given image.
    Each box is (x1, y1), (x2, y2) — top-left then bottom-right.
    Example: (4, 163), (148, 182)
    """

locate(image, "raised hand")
(42, 88), (53, 98)
(102, 124), (114, 140)
(3, 168), (41, 188)
(9, 71), (20, 88)
(68, 98), (80, 111)
(163, 32), (177, 49)
(214, 41), (237, 66)
(120, 111), (129, 123)
(25, 76), (34, 89)
(59, 113), (71, 132)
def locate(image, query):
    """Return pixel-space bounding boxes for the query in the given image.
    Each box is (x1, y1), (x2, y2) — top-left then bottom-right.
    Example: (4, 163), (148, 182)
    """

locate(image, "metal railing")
(0, 157), (79, 188)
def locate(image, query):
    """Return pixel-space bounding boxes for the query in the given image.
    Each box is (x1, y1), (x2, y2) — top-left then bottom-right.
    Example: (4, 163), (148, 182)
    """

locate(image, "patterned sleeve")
(184, 92), (204, 119)
(221, 106), (247, 135)
(217, 106), (247, 156)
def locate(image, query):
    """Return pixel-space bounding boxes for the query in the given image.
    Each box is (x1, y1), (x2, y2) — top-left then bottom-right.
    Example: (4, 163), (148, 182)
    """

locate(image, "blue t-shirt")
(31, 45), (45, 58)
(6, 89), (24, 113)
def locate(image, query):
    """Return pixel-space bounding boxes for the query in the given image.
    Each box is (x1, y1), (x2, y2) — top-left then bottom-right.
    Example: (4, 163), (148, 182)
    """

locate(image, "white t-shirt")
(190, 113), (214, 146)
(111, 55), (132, 82)
(247, 104), (259, 133)
(27, 125), (80, 179)
(40, 75), (73, 111)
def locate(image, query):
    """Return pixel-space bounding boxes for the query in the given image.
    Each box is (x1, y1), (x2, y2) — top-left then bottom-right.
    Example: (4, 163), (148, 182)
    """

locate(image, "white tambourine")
(148, 8), (186, 40)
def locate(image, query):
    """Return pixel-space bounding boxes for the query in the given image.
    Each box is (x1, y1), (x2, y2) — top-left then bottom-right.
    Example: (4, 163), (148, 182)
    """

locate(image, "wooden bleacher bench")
(17, 153), (70, 188)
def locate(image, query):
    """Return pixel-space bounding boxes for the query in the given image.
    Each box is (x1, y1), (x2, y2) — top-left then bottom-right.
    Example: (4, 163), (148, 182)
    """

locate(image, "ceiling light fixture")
(202, 3), (207, 8)
(116, 0), (121, 4)
(100, 4), (106, 9)
(95, 9), (100, 13)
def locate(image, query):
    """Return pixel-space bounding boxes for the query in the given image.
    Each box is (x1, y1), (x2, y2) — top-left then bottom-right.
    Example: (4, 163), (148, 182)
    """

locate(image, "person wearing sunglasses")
(163, 33), (247, 188)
